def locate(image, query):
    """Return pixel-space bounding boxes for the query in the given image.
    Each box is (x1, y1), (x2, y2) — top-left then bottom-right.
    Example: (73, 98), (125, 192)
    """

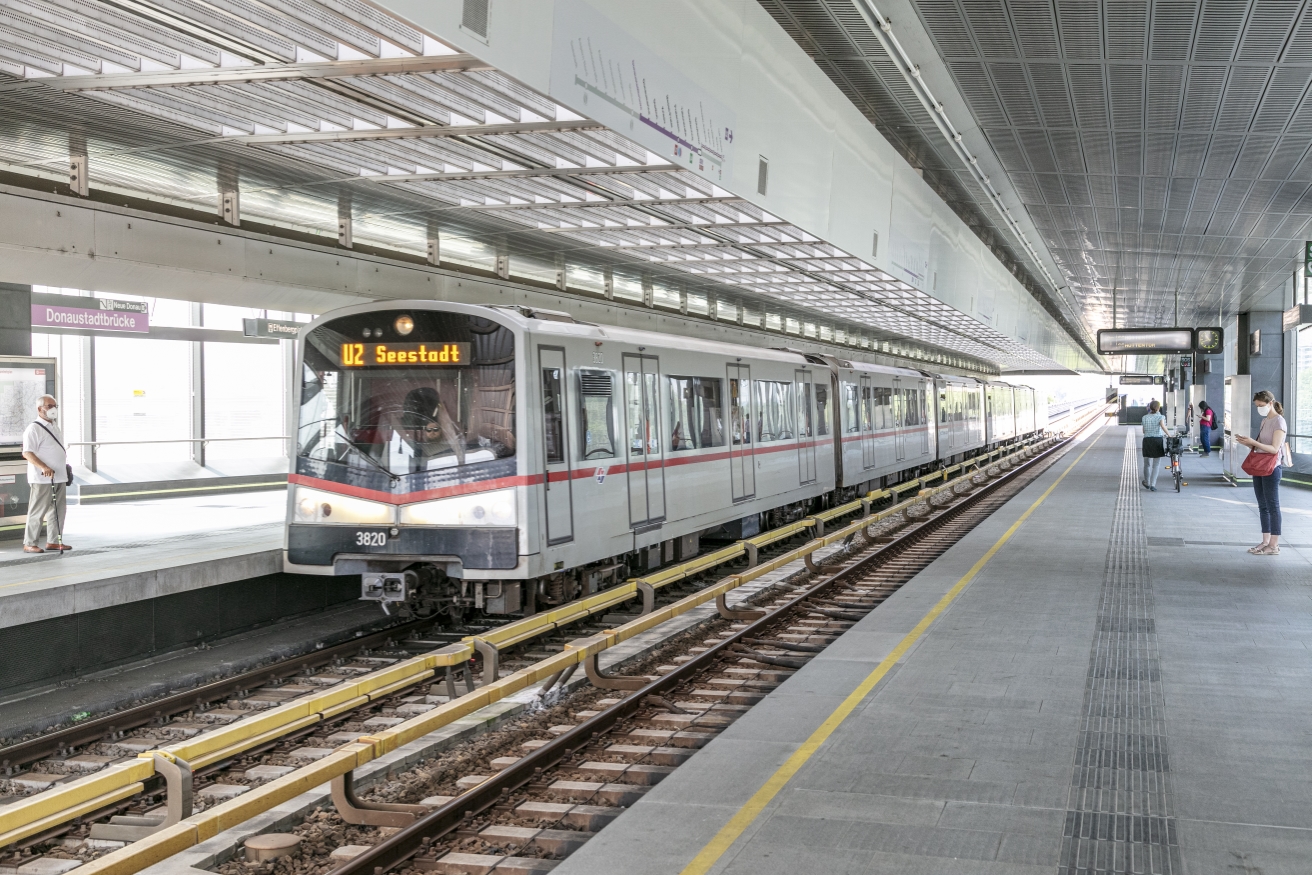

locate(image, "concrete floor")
(557, 424), (1312, 875)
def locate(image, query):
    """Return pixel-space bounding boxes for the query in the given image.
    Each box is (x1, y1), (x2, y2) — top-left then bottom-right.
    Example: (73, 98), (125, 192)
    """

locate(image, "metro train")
(285, 300), (1045, 621)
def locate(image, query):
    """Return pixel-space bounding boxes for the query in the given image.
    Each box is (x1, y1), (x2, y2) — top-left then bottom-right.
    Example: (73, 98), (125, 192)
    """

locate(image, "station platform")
(558, 424), (1312, 875)
(0, 489), (367, 701)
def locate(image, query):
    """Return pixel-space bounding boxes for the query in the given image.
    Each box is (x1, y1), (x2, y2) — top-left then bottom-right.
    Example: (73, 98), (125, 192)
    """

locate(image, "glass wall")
(96, 336), (193, 466)
(30, 288), (300, 479)
(1295, 325), (1312, 454)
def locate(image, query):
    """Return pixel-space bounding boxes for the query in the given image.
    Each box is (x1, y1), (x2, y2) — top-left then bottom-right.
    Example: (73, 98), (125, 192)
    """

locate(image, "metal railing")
(68, 436), (288, 447)
(1048, 397), (1107, 419)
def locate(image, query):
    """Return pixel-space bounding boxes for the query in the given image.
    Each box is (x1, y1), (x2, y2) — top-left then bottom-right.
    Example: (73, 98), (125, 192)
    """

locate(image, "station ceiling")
(765, 0), (1312, 339)
(0, 0), (1074, 374)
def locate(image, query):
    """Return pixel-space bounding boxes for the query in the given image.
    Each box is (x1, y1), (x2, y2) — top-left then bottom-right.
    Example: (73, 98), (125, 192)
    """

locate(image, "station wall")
(369, 0), (1095, 370)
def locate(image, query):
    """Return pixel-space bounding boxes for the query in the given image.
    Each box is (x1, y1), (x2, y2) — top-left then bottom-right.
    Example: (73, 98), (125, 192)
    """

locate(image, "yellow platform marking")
(680, 427), (1105, 875)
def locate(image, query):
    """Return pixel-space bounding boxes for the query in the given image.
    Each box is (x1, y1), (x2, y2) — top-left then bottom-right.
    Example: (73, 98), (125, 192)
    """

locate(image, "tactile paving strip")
(1058, 431), (1181, 875)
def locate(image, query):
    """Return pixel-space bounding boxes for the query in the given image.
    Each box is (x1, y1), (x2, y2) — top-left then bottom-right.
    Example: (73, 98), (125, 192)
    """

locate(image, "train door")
(622, 354), (665, 527)
(893, 379), (907, 461)
(917, 384), (930, 454)
(940, 387), (954, 452)
(860, 375), (875, 469)
(538, 347), (573, 545)
(795, 370), (817, 484)
(727, 363), (755, 501)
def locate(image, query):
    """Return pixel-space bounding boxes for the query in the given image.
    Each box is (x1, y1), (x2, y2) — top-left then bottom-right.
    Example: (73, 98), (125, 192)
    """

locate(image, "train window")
(844, 384), (860, 433)
(874, 386), (892, 430)
(814, 384), (829, 436)
(669, 376), (725, 450)
(795, 378), (813, 438)
(542, 366), (565, 465)
(298, 311), (515, 484)
(578, 370), (615, 459)
(754, 380), (794, 442)
(625, 370), (661, 455)
(729, 375), (752, 445)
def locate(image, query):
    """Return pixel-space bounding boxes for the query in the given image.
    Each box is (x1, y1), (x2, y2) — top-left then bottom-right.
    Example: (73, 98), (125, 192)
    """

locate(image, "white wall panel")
(370, 0), (1092, 369)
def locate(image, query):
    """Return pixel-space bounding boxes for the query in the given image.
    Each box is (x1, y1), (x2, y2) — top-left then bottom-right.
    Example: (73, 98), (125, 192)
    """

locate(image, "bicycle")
(1165, 429), (1187, 492)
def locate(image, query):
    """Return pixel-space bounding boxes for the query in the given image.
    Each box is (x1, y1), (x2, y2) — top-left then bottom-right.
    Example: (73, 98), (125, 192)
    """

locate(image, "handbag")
(33, 421), (75, 486)
(1241, 449), (1280, 477)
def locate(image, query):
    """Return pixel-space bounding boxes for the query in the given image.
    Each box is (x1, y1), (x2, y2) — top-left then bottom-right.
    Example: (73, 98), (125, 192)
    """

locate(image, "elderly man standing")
(22, 394), (72, 554)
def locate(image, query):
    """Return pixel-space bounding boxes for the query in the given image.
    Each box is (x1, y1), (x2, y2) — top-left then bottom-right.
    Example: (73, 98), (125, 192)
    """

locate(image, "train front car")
(284, 303), (523, 622)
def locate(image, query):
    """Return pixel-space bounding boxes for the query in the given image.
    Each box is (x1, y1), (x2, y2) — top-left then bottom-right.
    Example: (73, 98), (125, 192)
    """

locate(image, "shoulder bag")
(33, 421), (75, 486)
(1241, 448), (1280, 478)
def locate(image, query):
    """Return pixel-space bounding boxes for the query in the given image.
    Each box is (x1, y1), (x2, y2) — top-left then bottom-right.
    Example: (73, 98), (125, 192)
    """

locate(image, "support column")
(69, 133), (88, 198)
(283, 336), (296, 462)
(425, 218), (440, 266)
(84, 335), (97, 473)
(218, 162), (239, 226)
(338, 193), (353, 248)
(190, 302), (205, 467)
(0, 282), (32, 356)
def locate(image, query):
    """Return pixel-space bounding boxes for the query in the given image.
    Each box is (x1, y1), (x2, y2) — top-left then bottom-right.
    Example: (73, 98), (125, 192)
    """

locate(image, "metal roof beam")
(22, 54), (493, 91)
(461, 195), (742, 212)
(216, 118), (600, 146)
(545, 220), (790, 233)
(372, 163), (681, 184)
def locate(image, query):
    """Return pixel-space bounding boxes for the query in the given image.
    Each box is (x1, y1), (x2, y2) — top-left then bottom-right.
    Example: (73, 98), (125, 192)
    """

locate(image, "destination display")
(1098, 328), (1194, 354)
(1095, 327), (1224, 354)
(339, 342), (471, 367)
(1120, 375), (1164, 385)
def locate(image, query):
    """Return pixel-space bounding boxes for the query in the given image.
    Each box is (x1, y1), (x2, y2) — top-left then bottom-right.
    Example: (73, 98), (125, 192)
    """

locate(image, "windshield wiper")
(299, 423), (400, 483)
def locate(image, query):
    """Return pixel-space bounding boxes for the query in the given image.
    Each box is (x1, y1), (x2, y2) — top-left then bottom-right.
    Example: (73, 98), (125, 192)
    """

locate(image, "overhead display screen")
(339, 342), (471, 367)
(1097, 328), (1194, 354)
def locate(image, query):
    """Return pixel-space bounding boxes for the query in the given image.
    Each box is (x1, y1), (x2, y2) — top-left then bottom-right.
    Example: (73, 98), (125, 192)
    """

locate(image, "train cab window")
(297, 311), (515, 485)
(755, 380), (795, 442)
(578, 370), (616, 460)
(542, 366), (565, 465)
(669, 376), (725, 450)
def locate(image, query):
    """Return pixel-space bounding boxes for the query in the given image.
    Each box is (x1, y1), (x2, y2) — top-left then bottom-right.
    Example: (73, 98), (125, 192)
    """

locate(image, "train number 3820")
(355, 531), (388, 547)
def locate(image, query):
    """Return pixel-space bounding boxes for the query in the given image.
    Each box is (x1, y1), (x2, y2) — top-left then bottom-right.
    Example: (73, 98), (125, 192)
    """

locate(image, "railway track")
(0, 412), (1100, 872)
(302, 423), (1097, 875)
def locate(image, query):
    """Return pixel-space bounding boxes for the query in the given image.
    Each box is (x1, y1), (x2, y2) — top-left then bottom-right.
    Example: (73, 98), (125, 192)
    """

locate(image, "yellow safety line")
(78, 481), (285, 501)
(679, 426), (1105, 875)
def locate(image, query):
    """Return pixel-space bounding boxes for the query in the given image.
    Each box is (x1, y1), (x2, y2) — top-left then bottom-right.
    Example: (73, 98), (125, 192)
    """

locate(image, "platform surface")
(0, 491), (284, 629)
(558, 425), (1312, 875)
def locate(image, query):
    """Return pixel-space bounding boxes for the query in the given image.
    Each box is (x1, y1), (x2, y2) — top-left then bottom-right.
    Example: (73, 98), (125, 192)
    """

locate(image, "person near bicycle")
(21, 395), (72, 554)
(1140, 399), (1167, 492)
(1197, 401), (1216, 457)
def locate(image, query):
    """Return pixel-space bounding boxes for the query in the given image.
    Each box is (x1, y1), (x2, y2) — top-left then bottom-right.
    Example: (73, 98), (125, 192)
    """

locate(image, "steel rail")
(7, 415), (1097, 855)
(0, 619), (429, 773)
(331, 429), (1084, 875)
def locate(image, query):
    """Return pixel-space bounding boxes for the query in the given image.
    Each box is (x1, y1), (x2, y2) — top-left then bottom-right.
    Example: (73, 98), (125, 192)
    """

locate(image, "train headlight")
(292, 486), (394, 524)
(394, 315), (414, 336)
(400, 488), (517, 527)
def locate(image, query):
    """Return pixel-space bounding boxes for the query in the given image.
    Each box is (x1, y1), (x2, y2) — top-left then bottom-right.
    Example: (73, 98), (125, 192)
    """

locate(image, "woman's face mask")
(1256, 404), (1270, 417)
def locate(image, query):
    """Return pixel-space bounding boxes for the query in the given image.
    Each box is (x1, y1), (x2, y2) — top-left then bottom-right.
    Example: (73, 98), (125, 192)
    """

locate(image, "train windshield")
(297, 310), (516, 486)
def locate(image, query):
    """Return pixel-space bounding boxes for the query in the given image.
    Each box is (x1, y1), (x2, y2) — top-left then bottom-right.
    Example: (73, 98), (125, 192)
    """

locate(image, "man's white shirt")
(23, 419), (66, 485)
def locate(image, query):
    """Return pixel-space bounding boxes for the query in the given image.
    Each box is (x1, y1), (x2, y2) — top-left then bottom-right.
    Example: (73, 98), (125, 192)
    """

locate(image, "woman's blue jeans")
(1253, 467), (1282, 536)
(1199, 424), (1211, 454)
